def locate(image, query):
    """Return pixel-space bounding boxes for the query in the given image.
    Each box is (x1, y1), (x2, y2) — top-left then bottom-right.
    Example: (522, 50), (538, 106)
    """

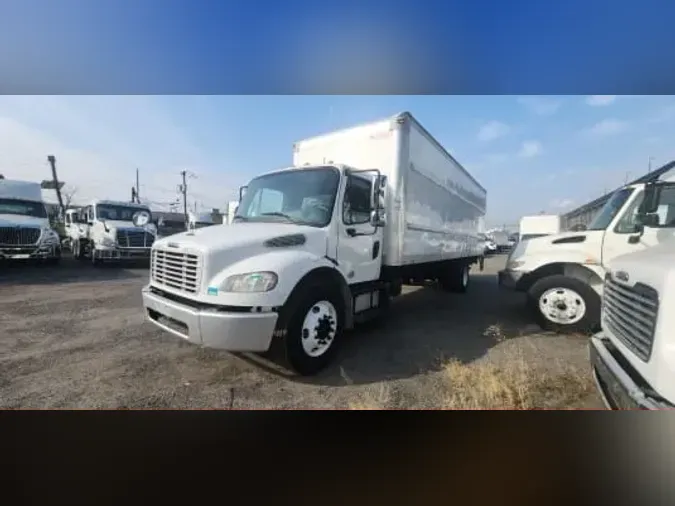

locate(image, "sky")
(1, 95), (675, 226)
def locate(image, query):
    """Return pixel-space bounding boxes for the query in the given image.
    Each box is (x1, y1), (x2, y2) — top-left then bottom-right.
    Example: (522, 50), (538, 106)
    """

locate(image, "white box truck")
(0, 179), (62, 263)
(499, 163), (675, 333)
(141, 112), (487, 375)
(590, 239), (675, 409)
(519, 214), (561, 242)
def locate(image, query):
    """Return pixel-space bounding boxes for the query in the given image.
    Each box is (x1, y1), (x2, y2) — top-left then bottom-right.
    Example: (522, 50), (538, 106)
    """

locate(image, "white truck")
(488, 230), (511, 252)
(590, 241), (675, 409)
(0, 179), (61, 263)
(142, 112), (487, 375)
(65, 199), (157, 265)
(519, 214), (561, 242)
(499, 165), (675, 333)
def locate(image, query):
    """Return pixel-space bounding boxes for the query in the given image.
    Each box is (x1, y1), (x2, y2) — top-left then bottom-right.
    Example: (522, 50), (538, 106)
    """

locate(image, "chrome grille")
(603, 275), (659, 362)
(116, 229), (155, 248)
(151, 248), (201, 294)
(0, 226), (41, 246)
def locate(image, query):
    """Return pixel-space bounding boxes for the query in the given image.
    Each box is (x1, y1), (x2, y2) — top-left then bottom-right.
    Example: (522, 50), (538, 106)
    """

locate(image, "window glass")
(343, 175), (372, 225)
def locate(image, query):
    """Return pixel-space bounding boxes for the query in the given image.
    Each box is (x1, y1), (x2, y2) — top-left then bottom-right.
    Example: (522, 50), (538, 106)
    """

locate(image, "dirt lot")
(0, 255), (604, 409)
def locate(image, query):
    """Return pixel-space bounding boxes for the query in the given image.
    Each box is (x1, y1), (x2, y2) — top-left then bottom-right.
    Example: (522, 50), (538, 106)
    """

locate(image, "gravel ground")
(0, 255), (603, 408)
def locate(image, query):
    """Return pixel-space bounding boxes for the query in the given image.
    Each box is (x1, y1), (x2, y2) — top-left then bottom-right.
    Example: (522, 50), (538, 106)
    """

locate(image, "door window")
(343, 175), (372, 225)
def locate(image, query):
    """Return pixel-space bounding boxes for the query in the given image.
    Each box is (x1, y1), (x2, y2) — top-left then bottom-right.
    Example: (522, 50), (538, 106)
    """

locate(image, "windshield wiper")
(259, 212), (297, 223)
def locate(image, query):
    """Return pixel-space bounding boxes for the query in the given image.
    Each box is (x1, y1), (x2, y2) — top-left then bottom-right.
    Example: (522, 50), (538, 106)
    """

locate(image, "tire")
(73, 239), (86, 261)
(91, 247), (102, 266)
(281, 282), (345, 376)
(439, 263), (470, 293)
(527, 275), (600, 333)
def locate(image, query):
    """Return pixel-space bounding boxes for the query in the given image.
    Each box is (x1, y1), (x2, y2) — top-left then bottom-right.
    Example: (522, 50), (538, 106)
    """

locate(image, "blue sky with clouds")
(0, 95), (674, 226)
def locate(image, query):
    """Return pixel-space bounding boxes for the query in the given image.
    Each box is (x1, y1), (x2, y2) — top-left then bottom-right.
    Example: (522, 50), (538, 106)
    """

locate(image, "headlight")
(101, 236), (117, 247)
(221, 271), (278, 293)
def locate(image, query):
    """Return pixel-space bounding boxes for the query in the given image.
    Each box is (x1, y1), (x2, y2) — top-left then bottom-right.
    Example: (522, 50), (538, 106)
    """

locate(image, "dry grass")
(348, 325), (596, 410)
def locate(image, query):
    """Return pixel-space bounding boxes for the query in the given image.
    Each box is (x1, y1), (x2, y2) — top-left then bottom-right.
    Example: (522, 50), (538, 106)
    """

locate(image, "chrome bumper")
(142, 286), (278, 352)
(589, 333), (673, 410)
(0, 243), (60, 259)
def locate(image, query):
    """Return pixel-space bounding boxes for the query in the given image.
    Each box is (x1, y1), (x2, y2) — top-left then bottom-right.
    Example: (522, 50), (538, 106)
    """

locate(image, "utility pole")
(47, 155), (65, 216)
(180, 170), (188, 227)
(135, 168), (140, 202)
(648, 156), (654, 174)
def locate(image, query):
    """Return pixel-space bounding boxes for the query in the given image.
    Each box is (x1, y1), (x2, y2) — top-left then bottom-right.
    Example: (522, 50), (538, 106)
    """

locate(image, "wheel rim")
(538, 287), (587, 325)
(301, 300), (338, 357)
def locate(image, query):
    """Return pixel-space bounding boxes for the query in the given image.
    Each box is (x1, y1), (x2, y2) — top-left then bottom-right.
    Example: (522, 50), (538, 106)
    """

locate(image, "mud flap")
(479, 256), (485, 271)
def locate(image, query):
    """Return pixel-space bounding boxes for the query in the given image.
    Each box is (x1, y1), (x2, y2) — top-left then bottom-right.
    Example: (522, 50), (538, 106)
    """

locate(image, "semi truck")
(142, 112), (487, 375)
(65, 199), (157, 265)
(0, 179), (61, 263)
(590, 240), (675, 409)
(519, 214), (561, 242)
(499, 164), (675, 333)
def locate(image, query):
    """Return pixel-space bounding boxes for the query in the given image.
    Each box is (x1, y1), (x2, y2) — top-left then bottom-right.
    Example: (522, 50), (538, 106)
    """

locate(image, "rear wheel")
(527, 275), (600, 333)
(439, 263), (470, 293)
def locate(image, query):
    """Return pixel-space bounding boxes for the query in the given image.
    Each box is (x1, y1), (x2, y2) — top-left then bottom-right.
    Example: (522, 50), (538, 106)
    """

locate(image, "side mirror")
(239, 185), (248, 201)
(628, 223), (645, 244)
(370, 174), (387, 210)
(132, 210), (151, 227)
(370, 209), (386, 228)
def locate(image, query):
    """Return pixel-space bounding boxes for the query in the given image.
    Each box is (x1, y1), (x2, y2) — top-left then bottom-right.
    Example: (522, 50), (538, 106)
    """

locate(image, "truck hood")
(0, 214), (49, 228)
(608, 241), (675, 291)
(154, 222), (329, 265)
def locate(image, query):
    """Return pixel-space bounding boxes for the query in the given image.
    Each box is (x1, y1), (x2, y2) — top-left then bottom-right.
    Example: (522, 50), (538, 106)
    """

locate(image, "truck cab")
(590, 240), (675, 409)
(499, 167), (675, 332)
(142, 164), (390, 375)
(0, 179), (61, 263)
(69, 199), (157, 265)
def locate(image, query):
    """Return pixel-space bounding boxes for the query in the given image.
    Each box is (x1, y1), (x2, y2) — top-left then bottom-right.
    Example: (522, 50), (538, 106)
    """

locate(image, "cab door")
(336, 173), (383, 284)
(602, 184), (675, 264)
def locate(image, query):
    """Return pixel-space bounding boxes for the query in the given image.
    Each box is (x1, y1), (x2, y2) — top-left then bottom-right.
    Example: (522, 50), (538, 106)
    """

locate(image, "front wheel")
(527, 275), (600, 333)
(283, 284), (345, 376)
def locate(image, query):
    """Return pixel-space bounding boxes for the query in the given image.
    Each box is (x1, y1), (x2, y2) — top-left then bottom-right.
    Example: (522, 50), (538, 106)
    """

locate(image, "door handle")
(346, 228), (357, 237)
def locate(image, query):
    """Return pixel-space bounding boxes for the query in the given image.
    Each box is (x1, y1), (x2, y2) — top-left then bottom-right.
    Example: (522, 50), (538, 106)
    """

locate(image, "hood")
(608, 240), (675, 292)
(0, 214), (49, 228)
(155, 222), (328, 254)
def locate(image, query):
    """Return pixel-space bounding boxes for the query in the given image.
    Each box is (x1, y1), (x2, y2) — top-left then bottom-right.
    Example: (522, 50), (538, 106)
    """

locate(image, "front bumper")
(497, 268), (526, 290)
(589, 333), (674, 410)
(0, 243), (60, 260)
(142, 286), (278, 352)
(93, 247), (151, 260)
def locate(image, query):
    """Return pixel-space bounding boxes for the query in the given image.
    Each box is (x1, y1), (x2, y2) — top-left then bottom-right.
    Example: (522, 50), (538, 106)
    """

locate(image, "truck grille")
(151, 248), (201, 294)
(0, 226), (41, 246)
(116, 229), (155, 248)
(603, 275), (659, 362)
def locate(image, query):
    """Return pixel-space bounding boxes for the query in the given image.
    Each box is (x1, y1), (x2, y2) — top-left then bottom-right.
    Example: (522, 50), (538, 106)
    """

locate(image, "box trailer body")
(292, 113), (487, 267)
(143, 112), (487, 376)
(519, 214), (561, 241)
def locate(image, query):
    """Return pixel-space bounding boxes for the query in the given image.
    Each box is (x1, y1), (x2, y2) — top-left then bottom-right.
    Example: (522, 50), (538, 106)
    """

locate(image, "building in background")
(561, 160), (675, 231)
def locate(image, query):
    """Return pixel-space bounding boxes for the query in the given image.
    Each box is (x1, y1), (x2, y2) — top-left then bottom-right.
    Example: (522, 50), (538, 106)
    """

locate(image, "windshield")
(96, 204), (151, 222)
(0, 198), (47, 218)
(235, 167), (340, 227)
(586, 188), (634, 231)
